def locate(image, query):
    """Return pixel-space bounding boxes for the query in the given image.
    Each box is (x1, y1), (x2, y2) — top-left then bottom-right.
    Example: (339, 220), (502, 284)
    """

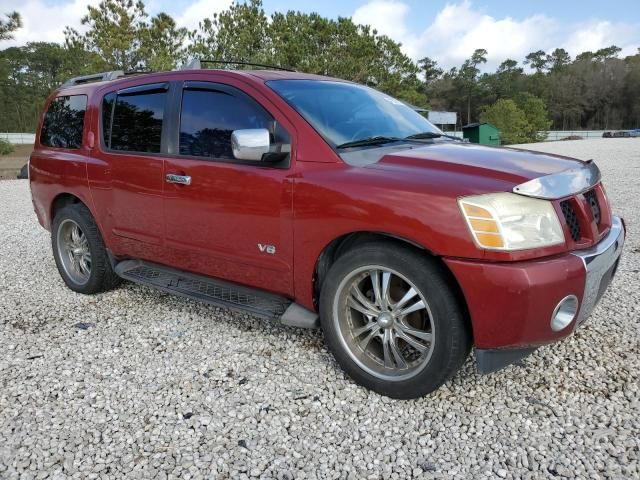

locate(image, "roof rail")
(60, 70), (151, 88)
(180, 58), (295, 72)
(60, 70), (124, 88)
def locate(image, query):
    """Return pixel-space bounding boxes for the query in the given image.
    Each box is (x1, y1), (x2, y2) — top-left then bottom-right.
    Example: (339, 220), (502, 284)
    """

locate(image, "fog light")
(550, 295), (579, 332)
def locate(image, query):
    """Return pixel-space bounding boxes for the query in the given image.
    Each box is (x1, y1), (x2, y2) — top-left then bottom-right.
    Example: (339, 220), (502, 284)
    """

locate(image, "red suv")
(29, 65), (625, 398)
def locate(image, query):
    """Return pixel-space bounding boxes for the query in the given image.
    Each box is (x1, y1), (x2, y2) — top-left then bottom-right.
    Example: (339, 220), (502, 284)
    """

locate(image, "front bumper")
(444, 216), (625, 373)
(572, 216), (625, 325)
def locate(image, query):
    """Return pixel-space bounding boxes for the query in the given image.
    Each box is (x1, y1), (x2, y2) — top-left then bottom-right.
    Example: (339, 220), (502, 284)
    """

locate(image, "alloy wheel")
(333, 266), (436, 381)
(56, 219), (92, 285)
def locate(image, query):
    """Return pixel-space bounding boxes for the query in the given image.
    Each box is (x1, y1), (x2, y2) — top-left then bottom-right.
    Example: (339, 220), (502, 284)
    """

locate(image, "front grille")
(561, 200), (581, 241)
(584, 189), (601, 225)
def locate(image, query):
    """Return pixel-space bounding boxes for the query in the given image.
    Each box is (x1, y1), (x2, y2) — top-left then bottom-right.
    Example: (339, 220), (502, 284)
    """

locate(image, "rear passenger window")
(40, 95), (87, 149)
(105, 85), (167, 153)
(179, 86), (289, 160)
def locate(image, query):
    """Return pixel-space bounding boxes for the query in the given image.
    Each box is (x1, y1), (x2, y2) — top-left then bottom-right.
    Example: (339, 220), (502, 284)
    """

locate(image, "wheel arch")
(312, 231), (473, 339)
(49, 192), (106, 241)
(49, 192), (122, 294)
(51, 192), (84, 221)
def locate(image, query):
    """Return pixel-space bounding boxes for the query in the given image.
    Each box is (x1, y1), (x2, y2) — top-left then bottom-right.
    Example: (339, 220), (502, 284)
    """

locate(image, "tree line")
(425, 46), (640, 134)
(1, 0), (639, 138)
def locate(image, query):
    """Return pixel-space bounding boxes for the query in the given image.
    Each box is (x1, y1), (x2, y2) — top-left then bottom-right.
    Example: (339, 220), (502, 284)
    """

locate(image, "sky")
(1, 0), (639, 70)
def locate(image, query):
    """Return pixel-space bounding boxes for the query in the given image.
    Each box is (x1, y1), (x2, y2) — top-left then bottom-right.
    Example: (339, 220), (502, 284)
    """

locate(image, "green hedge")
(0, 138), (15, 155)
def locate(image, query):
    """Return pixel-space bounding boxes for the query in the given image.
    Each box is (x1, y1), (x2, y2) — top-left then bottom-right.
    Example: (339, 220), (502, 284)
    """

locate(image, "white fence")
(543, 130), (609, 141)
(444, 130), (633, 142)
(0, 133), (36, 145)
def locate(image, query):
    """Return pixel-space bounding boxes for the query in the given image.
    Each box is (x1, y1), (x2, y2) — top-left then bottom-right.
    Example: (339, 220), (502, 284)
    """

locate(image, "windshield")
(267, 80), (442, 148)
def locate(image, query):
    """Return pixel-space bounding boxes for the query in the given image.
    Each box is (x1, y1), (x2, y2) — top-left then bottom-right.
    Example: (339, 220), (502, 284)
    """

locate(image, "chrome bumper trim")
(513, 160), (601, 200)
(572, 216), (625, 325)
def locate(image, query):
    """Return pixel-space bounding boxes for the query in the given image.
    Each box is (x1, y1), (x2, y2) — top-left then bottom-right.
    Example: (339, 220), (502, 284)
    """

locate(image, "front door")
(162, 80), (295, 296)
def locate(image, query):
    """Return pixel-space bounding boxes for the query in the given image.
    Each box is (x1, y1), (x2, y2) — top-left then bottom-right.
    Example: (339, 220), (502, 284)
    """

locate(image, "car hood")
(359, 142), (586, 186)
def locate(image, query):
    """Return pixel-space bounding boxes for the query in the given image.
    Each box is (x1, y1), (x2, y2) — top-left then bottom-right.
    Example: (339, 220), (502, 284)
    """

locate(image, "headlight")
(458, 192), (564, 251)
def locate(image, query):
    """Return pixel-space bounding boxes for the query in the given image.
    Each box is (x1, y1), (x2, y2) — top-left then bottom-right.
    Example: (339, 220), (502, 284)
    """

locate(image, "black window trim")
(99, 81), (172, 156)
(117, 82), (169, 96)
(39, 93), (88, 150)
(97, 79), (293, 168)
(101, 91), (116, 150)
(170, 80), (292, 169)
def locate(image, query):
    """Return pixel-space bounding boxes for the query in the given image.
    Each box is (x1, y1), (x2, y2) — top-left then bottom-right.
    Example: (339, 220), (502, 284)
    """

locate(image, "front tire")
(319, 241), (471, 399)
(51, 203), (121, 294)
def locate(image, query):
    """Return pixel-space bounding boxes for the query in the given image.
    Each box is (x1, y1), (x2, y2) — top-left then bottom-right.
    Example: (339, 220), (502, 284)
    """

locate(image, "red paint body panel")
(29, 69), (617, 352)
(444, 255), (586, 348)
(373, 142), (584, 185)
(162, 158), (295, 295)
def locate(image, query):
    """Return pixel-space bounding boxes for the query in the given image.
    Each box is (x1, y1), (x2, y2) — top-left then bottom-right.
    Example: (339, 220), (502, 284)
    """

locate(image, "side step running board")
(114, 260), (319, 328)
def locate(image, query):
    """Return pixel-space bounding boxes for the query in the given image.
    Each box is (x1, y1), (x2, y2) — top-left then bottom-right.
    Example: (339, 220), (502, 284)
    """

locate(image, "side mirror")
(231, 129), (271, 161)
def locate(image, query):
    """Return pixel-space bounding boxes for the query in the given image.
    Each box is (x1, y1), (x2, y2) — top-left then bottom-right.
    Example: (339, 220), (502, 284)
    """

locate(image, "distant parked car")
(613, 131), (631, 138)
(603, 130), (633, 138)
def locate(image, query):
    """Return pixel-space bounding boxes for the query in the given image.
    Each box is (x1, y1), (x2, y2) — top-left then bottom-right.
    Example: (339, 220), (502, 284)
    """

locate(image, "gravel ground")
(1, 138), (638, 479)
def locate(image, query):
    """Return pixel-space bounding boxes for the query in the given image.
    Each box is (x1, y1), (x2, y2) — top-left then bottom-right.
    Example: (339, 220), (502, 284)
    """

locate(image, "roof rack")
(181, 58), (295, 72)
(60, 70), (150, 88)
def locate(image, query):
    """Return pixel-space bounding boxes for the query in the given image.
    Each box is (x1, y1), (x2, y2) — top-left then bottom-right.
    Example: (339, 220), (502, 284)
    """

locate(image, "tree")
(547, 48), (571, 72)
(0, 42), (98, 131)
(486, 59), (524, 99)
(497, 59), (521, 74)
(141, 13), (188, 71)
(65, 0), (148, 70)
(190, 2), (425, 105)
(524, 50), (548, 73)
(3, 2), (640, 133)
(624, 51), (640, 128)
(575, 51), (594, 62)
(189, 0), (270, 64)
(65, 0), (189, 71)
(545, 68), (584, 130)
(0, 12), (21, 41)
(594, 45), (621, 61)
(515, 93), (552, 141)
(456, 48), (487, 124)
(418, 57), (442, 84)
(480, 99), (531, 144)
(366, 32), (424, 105)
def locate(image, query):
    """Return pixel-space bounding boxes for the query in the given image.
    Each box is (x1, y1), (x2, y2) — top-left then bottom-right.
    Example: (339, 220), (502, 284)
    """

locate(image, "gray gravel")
(1, 138), (639, 479)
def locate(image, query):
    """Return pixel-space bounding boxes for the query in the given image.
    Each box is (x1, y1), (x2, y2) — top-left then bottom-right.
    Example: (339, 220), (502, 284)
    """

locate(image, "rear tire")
(51, 203), (121, 294)
(319, 241), (471, 399)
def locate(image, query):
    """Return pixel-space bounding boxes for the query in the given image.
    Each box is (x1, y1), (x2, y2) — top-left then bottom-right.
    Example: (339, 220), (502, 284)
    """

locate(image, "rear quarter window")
(40, 95), (88, 149)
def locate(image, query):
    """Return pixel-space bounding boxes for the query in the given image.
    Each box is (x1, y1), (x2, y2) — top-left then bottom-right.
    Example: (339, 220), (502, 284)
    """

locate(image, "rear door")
(161, 80), (296, 296)
(88, 83), (169, 255)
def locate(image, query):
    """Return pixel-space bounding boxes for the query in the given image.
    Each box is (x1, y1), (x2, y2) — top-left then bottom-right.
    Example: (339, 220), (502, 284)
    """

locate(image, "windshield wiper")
(336, 136), (403, 149)
(404, 132), (463, 142)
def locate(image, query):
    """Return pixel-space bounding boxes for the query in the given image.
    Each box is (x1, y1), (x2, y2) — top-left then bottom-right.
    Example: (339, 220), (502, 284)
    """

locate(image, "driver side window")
(179, 85), (290, 161)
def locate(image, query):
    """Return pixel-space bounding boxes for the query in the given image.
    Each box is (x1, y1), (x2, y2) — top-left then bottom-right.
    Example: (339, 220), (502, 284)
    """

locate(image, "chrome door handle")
(165, 174), (191, 185)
